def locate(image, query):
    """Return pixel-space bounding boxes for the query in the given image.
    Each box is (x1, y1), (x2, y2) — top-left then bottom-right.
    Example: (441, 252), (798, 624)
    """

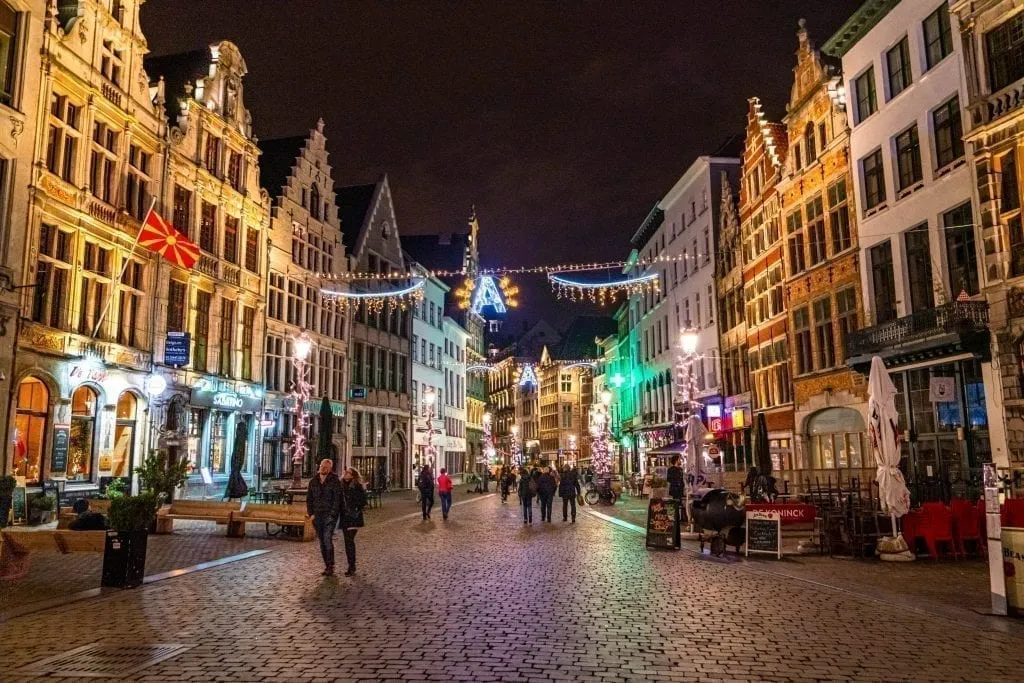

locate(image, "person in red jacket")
(437, 467), (454, 521)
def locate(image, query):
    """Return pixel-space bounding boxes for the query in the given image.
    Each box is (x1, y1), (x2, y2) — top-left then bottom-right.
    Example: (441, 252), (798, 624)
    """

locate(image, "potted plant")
(135, 450), (189, 502)
(649, 476), (669, 500)
(101, 492), (160, 589)
(29, 494), (56, 525)
(104, 478), (128, 499)
(0, 475), (16, 528)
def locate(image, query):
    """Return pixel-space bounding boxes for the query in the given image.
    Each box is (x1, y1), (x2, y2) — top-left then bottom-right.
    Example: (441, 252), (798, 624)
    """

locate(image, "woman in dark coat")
(517, 466), (534, 524)
(537, 466), (556, 523)
(558, 465), (582, 523)
(339, 467), (367, 576)
(417, 465), (435, 520)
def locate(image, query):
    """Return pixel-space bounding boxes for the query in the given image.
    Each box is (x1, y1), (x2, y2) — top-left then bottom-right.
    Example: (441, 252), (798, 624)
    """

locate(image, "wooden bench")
(57, 498), (112, 529)
(155, 500), (241, 534)
(228, 503), (313, 541)
(1, 529), (105, 554)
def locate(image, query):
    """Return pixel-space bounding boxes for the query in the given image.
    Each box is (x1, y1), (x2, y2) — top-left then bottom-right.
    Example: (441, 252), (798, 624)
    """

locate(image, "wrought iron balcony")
(846, 301), (990, 368)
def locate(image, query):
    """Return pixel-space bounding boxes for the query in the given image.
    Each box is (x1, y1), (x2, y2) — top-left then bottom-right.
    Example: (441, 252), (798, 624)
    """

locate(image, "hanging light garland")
(548, 270), (659, 305)
(320, 279), (426, 314)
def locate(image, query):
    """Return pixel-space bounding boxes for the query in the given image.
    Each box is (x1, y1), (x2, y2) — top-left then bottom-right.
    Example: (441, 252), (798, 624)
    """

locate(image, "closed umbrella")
(754, 413), (771, 476)
(868, 356), (913, 561)
(225, 419), (249, 500)
(317, 397), (334, 467)
(684, 414), (708, 489)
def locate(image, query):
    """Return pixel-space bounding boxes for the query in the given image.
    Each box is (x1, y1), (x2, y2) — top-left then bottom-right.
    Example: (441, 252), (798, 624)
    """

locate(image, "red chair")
(1003, 499), (1024, 528)
(951, 498), (983, 557)
(900, 510), (924, 553)
(919, 502), (960, 560)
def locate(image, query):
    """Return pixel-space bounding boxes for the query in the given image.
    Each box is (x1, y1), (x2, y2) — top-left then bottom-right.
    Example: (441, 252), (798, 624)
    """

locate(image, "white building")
(824, 0), (1003, 485)
(442, 316), (469, 478)
(408, 267), (447, 481)
(627, 155), (739, 456)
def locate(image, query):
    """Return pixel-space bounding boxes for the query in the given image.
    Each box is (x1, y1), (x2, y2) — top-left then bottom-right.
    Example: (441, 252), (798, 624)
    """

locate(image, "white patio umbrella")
(684, 414), (708, 488)
(867, 356), (914, 561)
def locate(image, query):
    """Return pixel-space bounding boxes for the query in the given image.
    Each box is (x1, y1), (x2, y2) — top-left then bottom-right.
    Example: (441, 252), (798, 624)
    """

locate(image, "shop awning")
(645, 440), (687, 455)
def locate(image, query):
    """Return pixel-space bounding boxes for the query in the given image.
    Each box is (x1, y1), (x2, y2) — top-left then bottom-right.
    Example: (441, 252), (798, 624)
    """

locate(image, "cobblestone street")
(3, 494), (1024, 682)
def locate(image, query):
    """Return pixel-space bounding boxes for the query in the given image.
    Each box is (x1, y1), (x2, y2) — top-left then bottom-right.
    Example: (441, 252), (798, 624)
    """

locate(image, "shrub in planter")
(104, 477), (128, 499)
(0, 475), (15, 528)
(102, 493), (161, 589)
(135, 450), (188, 501)
(28, 493), (56, 524)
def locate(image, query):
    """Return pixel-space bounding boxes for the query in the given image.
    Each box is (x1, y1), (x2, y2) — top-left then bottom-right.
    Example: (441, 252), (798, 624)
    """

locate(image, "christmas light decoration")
(589, 390), (613, 476)
(290, 333), (313, 488)
(510, 424), (522, 467)
(466, 364), (497, 373)
(517, 363), (538, 387)
(549, 270), (659, 305)
(320, 279), (425, 314)
(471, 275), (507, 314)
(481, 412), (496, 465)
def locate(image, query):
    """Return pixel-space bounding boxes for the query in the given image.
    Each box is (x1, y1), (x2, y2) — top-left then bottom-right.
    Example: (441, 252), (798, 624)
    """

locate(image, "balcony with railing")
(845, 301), (990, 371)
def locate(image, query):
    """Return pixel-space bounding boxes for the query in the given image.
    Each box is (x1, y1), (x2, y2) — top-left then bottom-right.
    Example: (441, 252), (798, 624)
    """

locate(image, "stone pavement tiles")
(2, 494), (1023, 681)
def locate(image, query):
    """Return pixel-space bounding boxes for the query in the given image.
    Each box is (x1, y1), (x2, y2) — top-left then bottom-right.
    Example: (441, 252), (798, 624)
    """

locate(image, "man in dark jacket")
(537, 466), (557, 523)
(417, 465), (435, 520)
(559, 465), (582, 523)
(667, 454), (684, 502)
(307, 458), (342, 576)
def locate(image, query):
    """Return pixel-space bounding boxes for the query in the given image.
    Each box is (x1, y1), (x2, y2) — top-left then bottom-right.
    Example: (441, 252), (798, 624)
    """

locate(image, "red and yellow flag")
(138, 207), (199, 269)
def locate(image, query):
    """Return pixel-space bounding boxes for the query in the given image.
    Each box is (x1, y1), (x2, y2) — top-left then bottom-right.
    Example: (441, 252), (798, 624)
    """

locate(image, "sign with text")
(745, 502), (815, 525)
(165, 331), (191, 366)
(349, 386), (367, 400)
(745, 509), (781, 559)
(50, 425), (70, 473)
(12, 486), (26, 524)
(645, 497), (680, 550)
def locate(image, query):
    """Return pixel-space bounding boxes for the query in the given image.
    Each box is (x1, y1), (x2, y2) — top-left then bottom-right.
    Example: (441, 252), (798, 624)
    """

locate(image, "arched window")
(14, 377), (48, 485)
(69, 386), (99, 481)
(310, 184), (320, 220)
(804, 122), (817, 166)
(806, 407), (866, 470)
(111, 392), (138, 477)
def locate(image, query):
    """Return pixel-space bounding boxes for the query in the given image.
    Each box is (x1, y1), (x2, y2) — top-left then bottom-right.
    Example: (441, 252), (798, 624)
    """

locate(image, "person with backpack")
(417, 464), (435, 520)
(518, 466), (535, 524)
(559, 464), (582, 523)
(537, 466), (556, 523)
(338, 467), (367, 576)
(437, 467), (454, 521)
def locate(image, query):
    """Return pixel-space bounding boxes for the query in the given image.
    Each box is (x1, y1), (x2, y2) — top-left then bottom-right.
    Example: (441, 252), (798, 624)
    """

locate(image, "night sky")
(142, 0), (861, 331)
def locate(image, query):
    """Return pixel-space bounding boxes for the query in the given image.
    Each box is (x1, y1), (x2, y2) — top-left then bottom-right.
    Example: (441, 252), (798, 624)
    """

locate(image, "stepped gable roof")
(335, 183), (378, 252)
(145, 49), (211, 121)
(401, 233), (470, 273)
(258, 135), (306, 199)
(551, 316), (617, 361)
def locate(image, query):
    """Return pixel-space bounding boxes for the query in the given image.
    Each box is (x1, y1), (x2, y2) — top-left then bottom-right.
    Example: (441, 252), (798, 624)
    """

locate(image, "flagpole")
(91, 196), (158, 340)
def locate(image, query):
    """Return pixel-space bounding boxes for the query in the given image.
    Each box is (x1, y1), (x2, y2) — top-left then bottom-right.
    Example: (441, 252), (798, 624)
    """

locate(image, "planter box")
(101, 530), (148, 589)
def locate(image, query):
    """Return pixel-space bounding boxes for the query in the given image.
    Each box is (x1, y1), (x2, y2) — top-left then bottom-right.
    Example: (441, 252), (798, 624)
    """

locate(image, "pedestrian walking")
(339, 467), (367, 576)
(417, 464), (435, 520)
(306, 458), (342, 576)
(537, 466), (556, 523)
(518, 466), (535, 524)
(499, 466), (512, 503)
(438, 467), (454, 520)
(559, 464), (582, 523)
(667, 454), (684, 502)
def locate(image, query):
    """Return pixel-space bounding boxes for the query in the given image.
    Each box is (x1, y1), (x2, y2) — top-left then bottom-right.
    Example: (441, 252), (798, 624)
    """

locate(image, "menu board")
(645, 497), (680, 550)
(50, 425), (70, 473)
(745, 509), (781, 559)
(12, 486), (27, 524)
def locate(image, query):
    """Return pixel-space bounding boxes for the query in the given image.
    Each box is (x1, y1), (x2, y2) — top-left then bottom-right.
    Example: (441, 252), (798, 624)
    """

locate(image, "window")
(886, 36), (913, 99)
(987, 12), (1024, 92)
(245, 226), (259, 272)
(310, 185), (321, 220)
(46, 93), (81, 183)
(125, 145), (151, 220)
(836, 288), (857, 362)
(376, 348), (386, 388)
(703, 229), (710, 264)
(241, 306), (254, 380)
(0, 3), (19, 105)
(1010, 216), (1024, 278)
(69, 386), (98, 482)
(794, 306), (812, 375)
(561, 403), (572, 429)
(806, 196), (826, 265)
(861, 149), (886, 211)
(804, 122), (816, 165)
(117, 259), (143, 347)
(203, 132), (221, 175)
(14, 377), (47, 486)
(905, 227), (935, 312)
(560, 373), (571, 392)
(223, 216), (239, 264)
(226, 151), (242, 191)
(854, 68), (877, 124)
(787, 211), (806, 276)
(89, 122), (118, 203)
(194, 290), (211, 372)
(828, 180), (852, 253)
(100, 39), (122, 86)
(813, 297), (835, 370)
(32, 224), (72, 328)
(1002, 152), (1020, 212)
(818, 122), (828, 151)
(173, 185), (192, 237)
(895, 125), (922, 192)
(219, 298), (235, 377)
(943, 202), (979, 296)
(167, 279), (186, 332)
(933, 97), (964, 169)
(199, 201), (217, 254)
(78, 242), (111, 338)
(870, 240), (898, 324)
(924, 3), (953, 70)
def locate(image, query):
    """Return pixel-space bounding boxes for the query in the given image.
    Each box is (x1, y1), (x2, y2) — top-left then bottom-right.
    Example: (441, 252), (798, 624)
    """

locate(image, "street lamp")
(290, 333), (313, 488)
(681, 330), (699, 355)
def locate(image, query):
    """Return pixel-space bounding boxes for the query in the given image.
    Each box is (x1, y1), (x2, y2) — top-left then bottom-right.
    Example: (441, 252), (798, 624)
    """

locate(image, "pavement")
(1, 491), (1023, 681)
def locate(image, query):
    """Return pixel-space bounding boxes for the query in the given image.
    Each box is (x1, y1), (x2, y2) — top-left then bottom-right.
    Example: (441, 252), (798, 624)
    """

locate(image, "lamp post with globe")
(290, 333), (313, 489)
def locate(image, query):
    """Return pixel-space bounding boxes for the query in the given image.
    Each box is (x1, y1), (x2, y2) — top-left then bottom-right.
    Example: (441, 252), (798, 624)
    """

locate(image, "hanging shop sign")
(50, 424), (71, 473)
(349, 386), (367, 400)
(282, 397), (346, 416)
(191, 377), (263, 412)
(165, 332), (191, 367)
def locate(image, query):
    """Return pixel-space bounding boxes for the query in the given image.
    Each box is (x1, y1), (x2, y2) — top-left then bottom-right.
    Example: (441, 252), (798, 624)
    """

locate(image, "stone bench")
(155, 500), (241, 534)
(228, 503), (313, 541)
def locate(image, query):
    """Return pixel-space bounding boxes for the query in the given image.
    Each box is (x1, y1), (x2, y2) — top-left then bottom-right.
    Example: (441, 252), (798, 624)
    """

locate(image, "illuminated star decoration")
(458, 274), (520, 317)
(518, 363), (538, 388)
(548, 269), (659, 306)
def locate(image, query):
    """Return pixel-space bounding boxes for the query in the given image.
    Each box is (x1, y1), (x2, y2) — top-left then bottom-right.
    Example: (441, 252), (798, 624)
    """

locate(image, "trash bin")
(101, 529), (148, 589)
(1002, 526), (1024, 614)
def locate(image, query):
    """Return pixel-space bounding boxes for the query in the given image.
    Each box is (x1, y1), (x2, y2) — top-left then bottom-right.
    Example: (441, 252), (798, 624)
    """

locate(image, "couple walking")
(416, 465), (454, 521)
(518, 464), (581, 524)
(306, 459), (367, 577)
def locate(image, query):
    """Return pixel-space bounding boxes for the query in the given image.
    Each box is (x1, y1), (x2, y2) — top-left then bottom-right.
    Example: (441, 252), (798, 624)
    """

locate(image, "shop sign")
(282, 397), (346, 416)
(50, 424), (70, 473)
(165, 332), (191, 367)
(745, 502), (815, 525)
(41, 174), (77, 205)
(349, 386), (367, 400)
(69, 364), (109, 383)
(191, 377), (262, 412)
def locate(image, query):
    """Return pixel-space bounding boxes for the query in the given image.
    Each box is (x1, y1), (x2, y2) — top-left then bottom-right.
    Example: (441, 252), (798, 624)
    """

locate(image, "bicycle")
(584, 478), (619, 506)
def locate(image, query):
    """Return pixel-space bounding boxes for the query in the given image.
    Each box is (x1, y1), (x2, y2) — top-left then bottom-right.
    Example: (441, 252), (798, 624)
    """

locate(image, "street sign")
(349, 386), (367, 400)
(165, 331), (191, 366)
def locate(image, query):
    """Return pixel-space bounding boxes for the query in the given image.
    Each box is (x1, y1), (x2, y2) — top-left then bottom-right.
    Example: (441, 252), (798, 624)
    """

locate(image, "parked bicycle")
(584, 477), (619, 506)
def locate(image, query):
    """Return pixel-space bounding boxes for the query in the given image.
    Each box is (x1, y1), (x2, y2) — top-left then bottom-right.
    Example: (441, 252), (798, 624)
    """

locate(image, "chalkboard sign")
(50, 424), (70, 473)
(645, 497), (680, 550)
(745, 509), (781, 559)
(12, 486), (27, 524)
